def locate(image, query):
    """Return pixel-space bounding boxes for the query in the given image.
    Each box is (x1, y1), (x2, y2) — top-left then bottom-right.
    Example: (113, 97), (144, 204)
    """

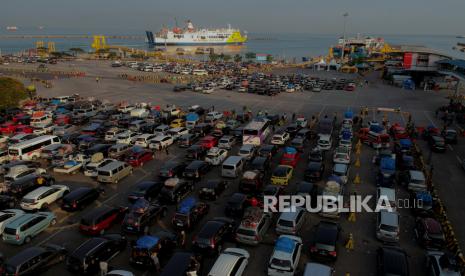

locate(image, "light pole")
(341, 12), (349, 63)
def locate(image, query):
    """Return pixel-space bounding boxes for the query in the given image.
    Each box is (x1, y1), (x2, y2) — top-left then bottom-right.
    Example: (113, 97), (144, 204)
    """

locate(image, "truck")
(53, 154), (90, 174)
(186, 113), (200, 130)
(130, 108), (149, 118)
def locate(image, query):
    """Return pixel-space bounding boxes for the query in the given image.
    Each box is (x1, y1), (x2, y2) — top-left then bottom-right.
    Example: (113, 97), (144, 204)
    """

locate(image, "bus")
(8, 135), (60, 161)
(242, 119), (271, 146)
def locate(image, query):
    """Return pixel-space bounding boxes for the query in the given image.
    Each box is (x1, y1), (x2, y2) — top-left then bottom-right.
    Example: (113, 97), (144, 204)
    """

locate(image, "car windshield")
(380, 224), (398, 232)
(270, 258), (291, 269)
(274, 167), (288, 177)
(236, 228), (255, 236)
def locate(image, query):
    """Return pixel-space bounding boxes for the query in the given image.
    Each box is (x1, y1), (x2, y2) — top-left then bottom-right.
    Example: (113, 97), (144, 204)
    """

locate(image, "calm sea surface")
(0, 27), (463, 60)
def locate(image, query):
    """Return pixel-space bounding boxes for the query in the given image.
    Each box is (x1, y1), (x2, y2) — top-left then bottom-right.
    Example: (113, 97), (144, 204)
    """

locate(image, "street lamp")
(341, 12), (349, 63)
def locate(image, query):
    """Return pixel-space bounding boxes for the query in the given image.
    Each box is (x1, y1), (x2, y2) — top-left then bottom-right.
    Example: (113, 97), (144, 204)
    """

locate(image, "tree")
(218, 53), (225, 61)
(266, 54), (273, 63)
(209, 53), (219, 62)
(69, 47), (84, 56)
(245, 52), (256, 61)
(234, 54), (242, 63)
(0, 77), (29, 110)
(107, 52), (117, 59)
(223, 54), (232, 62)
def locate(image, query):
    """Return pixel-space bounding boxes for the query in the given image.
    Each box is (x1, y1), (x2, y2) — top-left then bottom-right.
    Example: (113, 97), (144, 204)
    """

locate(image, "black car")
(84, 143), (112, 157)
(441, 129), (458, 144)
(160, 252), (201, 276)
(225, 193), (249, 217)
(285, 123), (302, 137)
(310, 221), (340, 260)
(376, 246), (409, 276)
(159, 161), (187, 179)
(428, 135), (446, 152)
(122, 200), (167, 234)
(129, 230), (181, 267)
(248, 156), (271, 175)
(4, 244), (67, 275)
(0, 195), (17, 209)
(230, 127), (244, 139)
(308, 148), (324, 162)
(198, 179), (228, 200)
(258, 144), (278, 159)
(183, 160), (211, 180)
(159, 178), (194, 204)
(66, 234), (127, 274)
(185, 144), (207, 160)
(295, 181), (318, 208)
(192, 217), (235, 255)
(173, 85), (188, 92)
(295, 128), (312, 140)
(8, 174), (55, 198)
(178, 133), (200, 148)
(192, 123), (212, 137)
(266, 114), (280, 125)
(61, 187), (100, 211)
(304, 161), (325, 182)
(127, 181), (163, 203)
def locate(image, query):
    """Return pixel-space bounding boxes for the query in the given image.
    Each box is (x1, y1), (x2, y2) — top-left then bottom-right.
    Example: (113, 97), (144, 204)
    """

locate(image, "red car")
(79, 206), (128, 235)
(126, 147), (154, 167)
(390, 123), (409, 140)
(12, 113), (30, 124)
(54, 114), (71, 125)
(280, 147), (300, 167)
(200, 135), (218, 149)
(0, 122), (17, 134)
(344, 83), (356, 91)
(14, 125), (34, 134)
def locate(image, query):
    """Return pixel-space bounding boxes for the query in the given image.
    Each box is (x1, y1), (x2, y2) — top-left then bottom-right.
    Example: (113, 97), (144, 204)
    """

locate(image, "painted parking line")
(423, 110), (435, 126)
(448, 144), (454, 151)
(37, 228), (65, 246)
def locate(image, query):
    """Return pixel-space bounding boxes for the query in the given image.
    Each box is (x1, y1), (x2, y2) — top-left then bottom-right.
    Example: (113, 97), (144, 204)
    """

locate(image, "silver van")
(376, 210), (400, 242)
(235, 207), (272, 245)
(97, 161), (133, 184)
(276, 208), (305, 235)
(167, 127), (189, 141)
(108, 144), (132, 159)
(208, 248), (249, 276)
(376, 187), (397, 212)
(222, 156), (244, 178)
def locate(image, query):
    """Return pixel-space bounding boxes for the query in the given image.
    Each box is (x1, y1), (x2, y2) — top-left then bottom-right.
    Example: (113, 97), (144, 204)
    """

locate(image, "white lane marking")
(448, 144), (454, 151)
(423, 111), (435, 126)
(456, 155), (463, 164)
(101, 192), (120, 205)
(318, 105), (327, 117)
(37, 228), (65, 246)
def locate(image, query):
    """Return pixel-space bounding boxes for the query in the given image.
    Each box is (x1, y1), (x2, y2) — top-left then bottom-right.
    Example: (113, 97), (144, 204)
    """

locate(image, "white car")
(116, 131), (139, 144)
(295, 117), (308, 128)
(0, 135), (9, 144)
(203, 87), (214, 94)
(134, 134), (157, 148)
(205, 147), (228, 166)
(33, 123), (54, 135)
(268, 235), (302, 276)
(105, 128), (126, 141)
(154, 124), (170, 136)
(209, 248), (249, 276)
(238, 144), (256, 160)
(218, 135), (236, 150)
(317, 134), (332, 151)
(271, 132), (291, 146)
(0, 209), (25, 235)
(333, 152), (350, 164)
(20, 185), (70, 211)
(4, 166), (46, 184)
(84, 158), (118, 177)
(148, 135), (174, 150)
(206, 111), (223, 121)
(338, 138), (352, 150)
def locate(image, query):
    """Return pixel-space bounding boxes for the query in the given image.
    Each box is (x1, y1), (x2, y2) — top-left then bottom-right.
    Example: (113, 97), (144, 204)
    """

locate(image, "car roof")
(81, 206), (114, 222)
(6, 247), (46, 267)
(380, 247), (408, 275)
(380, 211), (399, 226)
(71, 238), (107, 259)
(23, 186), (54, 199)
(5, 213), (43, 228)
(279, 209), (303, 221)
(198, 221), (224, 238)
(160, 252), (193, 276)
(316, 221), (338, 243)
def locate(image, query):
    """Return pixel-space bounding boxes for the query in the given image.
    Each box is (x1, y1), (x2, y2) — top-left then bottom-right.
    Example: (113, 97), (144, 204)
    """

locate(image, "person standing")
(165, 146), (169, 156)
(99, 261), (108, 276)
(151, 252), (160, 271)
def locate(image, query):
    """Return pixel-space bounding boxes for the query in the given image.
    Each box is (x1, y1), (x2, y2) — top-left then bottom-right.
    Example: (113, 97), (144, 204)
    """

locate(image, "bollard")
(353, 173), (361, 185)
(345, 233), (354, 250)
(348, 211), (356, 222)
(354, 157), (361, 168)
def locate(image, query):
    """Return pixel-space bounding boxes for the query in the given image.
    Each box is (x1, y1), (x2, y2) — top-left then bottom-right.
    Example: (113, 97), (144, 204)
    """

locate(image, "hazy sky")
(1, 0), (464, 35)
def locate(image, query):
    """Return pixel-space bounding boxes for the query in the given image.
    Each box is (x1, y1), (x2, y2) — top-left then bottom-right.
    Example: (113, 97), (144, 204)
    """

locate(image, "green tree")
(223, 54), (232, 62)
(209, 53), (219, 62)
(107, 52), (117, 59)
(245, 52), (256, 61)
(0, 77), (29, 110)
(234, 54), (242, 63)
(69, 47), (84, 56)
(266, 54), (273, 63)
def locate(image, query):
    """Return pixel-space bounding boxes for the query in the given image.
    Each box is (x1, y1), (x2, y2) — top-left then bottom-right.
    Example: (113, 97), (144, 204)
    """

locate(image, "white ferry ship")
(146, 20), (247, 46)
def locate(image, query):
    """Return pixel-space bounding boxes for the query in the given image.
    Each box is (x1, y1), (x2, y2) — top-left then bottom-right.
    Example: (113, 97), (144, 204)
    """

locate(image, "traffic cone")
(356, 139), (362, 148)
(353, 173), (361, 185)
(355, 157), (361, 167)
(348, 211), (356, 222)
(345, 233), (354, 250)
(355, 146), (361, 155)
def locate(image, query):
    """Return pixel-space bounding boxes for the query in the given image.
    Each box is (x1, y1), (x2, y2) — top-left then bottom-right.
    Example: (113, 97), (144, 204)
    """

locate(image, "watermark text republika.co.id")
(263, 195), (424, 213)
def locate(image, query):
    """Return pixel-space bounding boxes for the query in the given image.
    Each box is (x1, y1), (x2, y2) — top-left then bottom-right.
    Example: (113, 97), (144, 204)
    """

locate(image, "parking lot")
(1, 62), (464, 276)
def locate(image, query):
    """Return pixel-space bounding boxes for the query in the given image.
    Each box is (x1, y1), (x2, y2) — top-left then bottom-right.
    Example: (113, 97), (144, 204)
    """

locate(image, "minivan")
(235, 207), (272, 245)
(178, 133), (199, 148)
(303, 262), (333, 276)
(276, 208), (305, 235)
(222, 156), (244, 178)
(376, 211), (400, 243)
(167, 127), (189, 141)
(2, 212), (57, 245)
(97, 161), (133, 184)
(208, 248), (250, 276)
(159, 178), (193, 203)
(61, 187), (100, 211)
